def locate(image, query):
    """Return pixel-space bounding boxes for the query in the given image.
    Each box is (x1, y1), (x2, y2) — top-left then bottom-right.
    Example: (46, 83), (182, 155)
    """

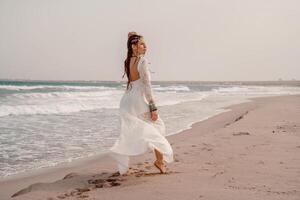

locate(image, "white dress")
(109, 55), (174, 174)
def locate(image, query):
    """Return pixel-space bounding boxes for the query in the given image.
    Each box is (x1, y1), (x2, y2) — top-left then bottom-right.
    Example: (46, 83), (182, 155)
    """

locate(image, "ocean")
(0, 80), (299, 178)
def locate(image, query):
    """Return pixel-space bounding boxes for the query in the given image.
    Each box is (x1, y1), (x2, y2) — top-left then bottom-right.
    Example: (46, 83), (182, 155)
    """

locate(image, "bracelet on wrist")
(149, 102), (157, 112)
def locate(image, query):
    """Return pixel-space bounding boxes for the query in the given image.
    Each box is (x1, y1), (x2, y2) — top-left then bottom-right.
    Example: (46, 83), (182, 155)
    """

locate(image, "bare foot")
(154, 160), (167, 174)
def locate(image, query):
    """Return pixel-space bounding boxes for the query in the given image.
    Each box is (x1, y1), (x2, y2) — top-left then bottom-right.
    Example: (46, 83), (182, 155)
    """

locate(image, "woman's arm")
(140, 58), (155, 104)
(139, 58), (158, 121)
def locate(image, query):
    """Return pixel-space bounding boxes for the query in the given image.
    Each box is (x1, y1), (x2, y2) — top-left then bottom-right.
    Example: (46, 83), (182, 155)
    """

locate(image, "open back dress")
(109, 55), (174, 174)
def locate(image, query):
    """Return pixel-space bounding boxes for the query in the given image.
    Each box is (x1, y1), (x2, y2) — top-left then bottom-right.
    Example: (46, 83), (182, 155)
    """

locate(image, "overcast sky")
(0, 0), (299, 81)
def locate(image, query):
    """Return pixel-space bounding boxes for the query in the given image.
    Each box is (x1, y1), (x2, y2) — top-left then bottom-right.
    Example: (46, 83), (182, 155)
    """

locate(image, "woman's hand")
(150, 110), (158, 121)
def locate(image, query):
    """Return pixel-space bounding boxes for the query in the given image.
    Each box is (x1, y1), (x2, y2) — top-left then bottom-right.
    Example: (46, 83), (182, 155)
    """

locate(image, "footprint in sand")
(258, 160), (264, 164)
(212, 170), (225, 178)
(57, 188), (90, 199)
(233, 132), (250, 136)
(201, 147), (213, 151)
(87, 176), (122, 188)
(78, 194), (89, 198)
(58, 187), (93, 199)
(145, 165), (152, 170)
(135, 169), (178, 177)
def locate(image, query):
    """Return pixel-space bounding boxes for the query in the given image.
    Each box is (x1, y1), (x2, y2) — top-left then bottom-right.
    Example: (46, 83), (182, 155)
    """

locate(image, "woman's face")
(133, 38), (147, 55)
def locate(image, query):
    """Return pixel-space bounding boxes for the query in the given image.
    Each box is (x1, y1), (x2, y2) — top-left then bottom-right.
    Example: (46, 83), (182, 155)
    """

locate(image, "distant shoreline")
(1, 79), (300, 86)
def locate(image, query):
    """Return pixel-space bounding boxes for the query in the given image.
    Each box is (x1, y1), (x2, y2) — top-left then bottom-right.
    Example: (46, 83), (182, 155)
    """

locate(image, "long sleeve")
(139, 58), (155, 104)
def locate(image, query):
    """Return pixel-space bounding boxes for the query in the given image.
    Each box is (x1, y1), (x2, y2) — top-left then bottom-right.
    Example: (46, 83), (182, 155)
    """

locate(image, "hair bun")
(128, 31), (138, 38)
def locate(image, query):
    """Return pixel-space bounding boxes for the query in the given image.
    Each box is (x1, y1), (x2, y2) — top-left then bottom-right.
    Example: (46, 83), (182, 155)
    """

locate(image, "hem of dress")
(109, 143), (174, 175)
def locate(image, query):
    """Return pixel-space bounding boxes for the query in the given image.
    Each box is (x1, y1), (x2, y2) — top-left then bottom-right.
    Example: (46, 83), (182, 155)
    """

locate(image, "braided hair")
(123, 32), (143, 90)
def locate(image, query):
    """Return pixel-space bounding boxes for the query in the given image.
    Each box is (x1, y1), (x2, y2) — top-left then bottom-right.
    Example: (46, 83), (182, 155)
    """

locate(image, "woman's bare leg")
(154, 149), (163, 162)
(154, 149), (166, 173)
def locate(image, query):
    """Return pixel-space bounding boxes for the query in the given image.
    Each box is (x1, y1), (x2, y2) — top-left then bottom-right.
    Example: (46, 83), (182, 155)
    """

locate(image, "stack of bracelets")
(149, 102), (157, 112)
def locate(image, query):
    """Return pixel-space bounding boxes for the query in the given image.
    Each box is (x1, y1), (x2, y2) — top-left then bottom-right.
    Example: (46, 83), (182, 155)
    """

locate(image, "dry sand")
(0, 94), (299, 200)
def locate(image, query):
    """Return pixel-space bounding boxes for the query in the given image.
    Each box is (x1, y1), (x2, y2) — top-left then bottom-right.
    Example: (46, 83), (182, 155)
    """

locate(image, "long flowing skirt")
(109, 80), (174, 174)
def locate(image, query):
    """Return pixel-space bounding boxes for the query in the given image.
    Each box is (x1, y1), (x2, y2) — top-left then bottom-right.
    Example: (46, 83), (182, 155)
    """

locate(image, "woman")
(109, 32), (174, 175)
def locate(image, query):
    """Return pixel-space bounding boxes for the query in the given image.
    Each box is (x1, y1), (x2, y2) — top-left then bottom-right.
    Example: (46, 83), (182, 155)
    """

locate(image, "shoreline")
(0, 95), (248, 181)
(0, 94), (251, 182)
(0, 94), (299, 199)
(1, 79), (300, 86)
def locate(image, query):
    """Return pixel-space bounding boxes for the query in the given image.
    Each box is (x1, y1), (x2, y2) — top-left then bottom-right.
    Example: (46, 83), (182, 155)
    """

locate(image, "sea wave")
(0, 101), (117, 117)
(11, 90), (121, 99)
(1, 84), (299, 117)
(0, 85), (115, 91)
(153, 85), (190, 92)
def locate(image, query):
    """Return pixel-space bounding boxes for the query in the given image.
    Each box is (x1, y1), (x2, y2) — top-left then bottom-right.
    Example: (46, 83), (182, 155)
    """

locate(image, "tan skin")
(129, 37), (166, 173)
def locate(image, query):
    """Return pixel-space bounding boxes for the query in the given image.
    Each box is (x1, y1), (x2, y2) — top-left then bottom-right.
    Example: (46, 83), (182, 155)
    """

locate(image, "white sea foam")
(1, 85), (300, 117)
(0, 91), (206, 117)
(153, 85), (190, 92)
(1, 83), (300, 178)
(11, 90), (119, 99)
(0, 86), (206, 117)
(158, 92), (209, 106)
(0, 98), (119, 117)
(0, 85), (114, 91)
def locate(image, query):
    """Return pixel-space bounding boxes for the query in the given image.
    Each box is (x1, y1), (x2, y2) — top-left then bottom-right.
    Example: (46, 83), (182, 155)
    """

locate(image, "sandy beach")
(0, 94), (299, 200)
